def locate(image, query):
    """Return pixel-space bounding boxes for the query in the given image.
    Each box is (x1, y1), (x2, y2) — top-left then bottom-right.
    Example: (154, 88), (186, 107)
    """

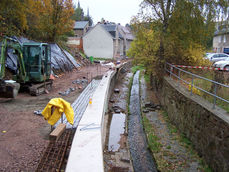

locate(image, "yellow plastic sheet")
(42, 98), (74, 125)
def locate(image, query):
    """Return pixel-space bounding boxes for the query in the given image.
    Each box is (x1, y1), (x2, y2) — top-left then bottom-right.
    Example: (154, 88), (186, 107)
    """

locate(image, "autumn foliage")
(0, 0), (74, 43)
(128, 0), (228, 85)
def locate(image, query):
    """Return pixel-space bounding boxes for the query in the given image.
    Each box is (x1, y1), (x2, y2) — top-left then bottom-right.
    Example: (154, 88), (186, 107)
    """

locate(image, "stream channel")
(104, 69), (157, 172)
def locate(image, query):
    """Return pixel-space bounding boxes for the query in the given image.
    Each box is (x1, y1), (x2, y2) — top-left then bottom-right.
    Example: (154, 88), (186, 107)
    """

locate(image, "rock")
(120, 157), (130, 163)
(110, 99), (115, 103)
(72, 79), (81, 84)
(112, 105), (120, 109)
(114, 89), (120, 93)
(145, 102), (154, 108)
(34, 110), (42, 116)
(70, 87), (75, 91)
(155, 105), (161, 110)
(114, 109), (121, 113)
(143, 109), (149, 113)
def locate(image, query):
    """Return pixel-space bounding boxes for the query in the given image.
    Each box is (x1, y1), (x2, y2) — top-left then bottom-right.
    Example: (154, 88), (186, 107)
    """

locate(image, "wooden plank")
(50, 123), (66, 141)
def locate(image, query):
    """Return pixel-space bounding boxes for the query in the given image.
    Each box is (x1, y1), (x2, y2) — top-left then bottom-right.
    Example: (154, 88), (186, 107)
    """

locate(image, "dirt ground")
(103, 70), (133, 172)
(0, 64), (109, 171)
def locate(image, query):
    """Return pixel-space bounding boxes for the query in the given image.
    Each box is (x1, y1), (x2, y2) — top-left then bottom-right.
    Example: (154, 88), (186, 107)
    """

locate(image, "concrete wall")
(83, 25), (114, 59)
(102, 61), (132, 147)
(161, 77), (229, 172)
(67, 37), (83, 51)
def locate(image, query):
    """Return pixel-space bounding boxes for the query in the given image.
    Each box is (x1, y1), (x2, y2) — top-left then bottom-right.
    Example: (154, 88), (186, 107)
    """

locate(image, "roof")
(74, 21), (89, 30)
(101, 24), (123, 39)
(214, 28), (229, 36)
(119, 25), (135, 41)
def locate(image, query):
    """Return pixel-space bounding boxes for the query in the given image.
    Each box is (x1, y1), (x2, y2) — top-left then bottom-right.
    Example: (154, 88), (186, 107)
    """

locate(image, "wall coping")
(66, 70), (116, 172)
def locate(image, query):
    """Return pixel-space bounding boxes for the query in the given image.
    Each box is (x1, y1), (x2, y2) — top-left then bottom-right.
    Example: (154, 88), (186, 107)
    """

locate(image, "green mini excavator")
(0, 37), (52, 98)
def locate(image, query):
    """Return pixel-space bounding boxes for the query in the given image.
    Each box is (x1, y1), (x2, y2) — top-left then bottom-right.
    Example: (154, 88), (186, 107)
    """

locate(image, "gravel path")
(140, 74), (203, 172)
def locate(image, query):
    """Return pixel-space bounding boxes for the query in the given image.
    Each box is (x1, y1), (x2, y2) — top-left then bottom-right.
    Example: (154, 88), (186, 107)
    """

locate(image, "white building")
(213, 22), (229, 54)
(83, 23), (130, 59)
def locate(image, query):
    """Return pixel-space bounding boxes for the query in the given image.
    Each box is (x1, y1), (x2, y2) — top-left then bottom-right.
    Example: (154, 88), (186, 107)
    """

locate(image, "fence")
(165, 62), (229, 109)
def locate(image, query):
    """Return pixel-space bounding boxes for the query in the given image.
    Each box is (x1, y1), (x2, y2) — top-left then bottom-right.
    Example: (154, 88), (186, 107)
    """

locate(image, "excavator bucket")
(0, 80), (20, 98)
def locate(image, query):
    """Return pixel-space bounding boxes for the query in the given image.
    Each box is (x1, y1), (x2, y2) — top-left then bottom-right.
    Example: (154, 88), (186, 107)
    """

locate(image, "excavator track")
(29, 80), (53, 96)
(36, 129), (75, 172)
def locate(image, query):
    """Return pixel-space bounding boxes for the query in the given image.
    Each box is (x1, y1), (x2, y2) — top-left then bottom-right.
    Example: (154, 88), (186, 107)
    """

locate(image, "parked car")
(213, 57), (229, 70)
(206, 53), (229, 62)
(204, 53), (214, 60)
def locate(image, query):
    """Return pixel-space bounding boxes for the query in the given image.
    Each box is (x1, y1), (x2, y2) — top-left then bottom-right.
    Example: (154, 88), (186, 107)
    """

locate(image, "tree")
(27, 0), (74, 43)
(72, 1), (84, 21)
(129, 0), (228, 86)
(0, 0), (28, 36)
(72, 2), (93, 26)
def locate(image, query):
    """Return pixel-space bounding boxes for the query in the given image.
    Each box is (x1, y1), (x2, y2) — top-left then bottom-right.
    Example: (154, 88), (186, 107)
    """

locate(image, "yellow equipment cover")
(42, 98), (74, 125)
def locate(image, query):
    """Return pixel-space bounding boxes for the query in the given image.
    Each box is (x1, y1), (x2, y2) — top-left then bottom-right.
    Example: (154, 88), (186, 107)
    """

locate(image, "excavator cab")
(0, 37), (52, 98)
(22, 43), (51, 83)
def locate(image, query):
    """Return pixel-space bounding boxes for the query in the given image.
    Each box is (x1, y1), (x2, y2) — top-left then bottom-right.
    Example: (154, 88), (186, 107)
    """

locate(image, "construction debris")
(34, 110), (42, 116)
(59, 87), (76, 96)
(114, 89), (120, 93)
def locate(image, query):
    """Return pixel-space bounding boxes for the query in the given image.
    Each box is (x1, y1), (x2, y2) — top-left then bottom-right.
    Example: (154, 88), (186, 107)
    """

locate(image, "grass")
(162, 111), (177, 135)
(142, 116), (162, 153)
(144, 74), (150, 83)
(93, 57), (112, 61)
(173, 69), (229, 112)
(78, 53), (112, 61)
(199, 159), (213, 172)
(79, 52), (87, 58)
(131, 64), (145, 74)
(160, 110), (212, 172)
(127, 75), (134, 115)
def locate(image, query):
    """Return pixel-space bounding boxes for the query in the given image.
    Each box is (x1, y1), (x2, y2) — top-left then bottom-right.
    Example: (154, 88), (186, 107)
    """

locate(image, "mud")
(108, 113), (126, 152)
(128, 71), (158, 172)
(104, 68), (133, 172)
(0, 64), (109, 171)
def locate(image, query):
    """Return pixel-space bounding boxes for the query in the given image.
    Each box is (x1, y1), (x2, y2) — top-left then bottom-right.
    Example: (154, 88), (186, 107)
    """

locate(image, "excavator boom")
(0, 36), (52, 98)
(0, 38), (21, 98)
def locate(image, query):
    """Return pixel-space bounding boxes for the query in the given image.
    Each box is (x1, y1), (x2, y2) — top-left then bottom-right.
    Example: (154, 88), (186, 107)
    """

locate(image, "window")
(218, 36), (221, 43)
(213, 54), (219, 58)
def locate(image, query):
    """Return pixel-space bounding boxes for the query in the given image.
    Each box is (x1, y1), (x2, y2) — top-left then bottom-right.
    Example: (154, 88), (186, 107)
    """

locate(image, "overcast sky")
(73, 0), (142, 26)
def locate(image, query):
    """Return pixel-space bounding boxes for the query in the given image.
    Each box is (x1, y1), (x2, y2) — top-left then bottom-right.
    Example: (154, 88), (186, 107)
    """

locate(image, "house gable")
(83, 24), (114, 58)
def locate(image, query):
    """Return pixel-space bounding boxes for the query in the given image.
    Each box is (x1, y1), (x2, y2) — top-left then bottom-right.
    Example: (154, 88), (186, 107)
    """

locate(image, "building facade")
(83, 23), (125, 59)
(213, 22), (229, 54)
(83, 23), (134, 59)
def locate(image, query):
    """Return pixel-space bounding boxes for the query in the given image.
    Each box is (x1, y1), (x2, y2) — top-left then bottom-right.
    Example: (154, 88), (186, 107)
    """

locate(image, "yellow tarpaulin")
(42, 98), (74, 125)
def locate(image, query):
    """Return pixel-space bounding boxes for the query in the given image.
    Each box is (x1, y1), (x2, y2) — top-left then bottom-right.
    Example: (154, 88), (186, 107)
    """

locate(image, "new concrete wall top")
(66, 70), (115, 172)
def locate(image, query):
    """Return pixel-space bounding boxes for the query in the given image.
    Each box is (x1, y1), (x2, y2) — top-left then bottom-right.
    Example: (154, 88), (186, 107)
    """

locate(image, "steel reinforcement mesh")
(36, 129), (75, 172)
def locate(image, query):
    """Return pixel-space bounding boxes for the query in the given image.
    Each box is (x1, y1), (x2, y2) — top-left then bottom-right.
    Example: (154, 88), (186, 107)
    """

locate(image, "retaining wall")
(161, 77), (229, 171)
(66, 61), (131, 172)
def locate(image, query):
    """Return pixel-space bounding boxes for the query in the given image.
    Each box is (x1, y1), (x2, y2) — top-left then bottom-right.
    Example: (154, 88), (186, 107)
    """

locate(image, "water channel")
(104, 68), (157, 172)
(128, 71), (158, 172)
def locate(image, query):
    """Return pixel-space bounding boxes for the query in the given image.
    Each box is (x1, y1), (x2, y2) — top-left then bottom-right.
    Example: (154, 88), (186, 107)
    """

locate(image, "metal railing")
(165, 62), (229, 109)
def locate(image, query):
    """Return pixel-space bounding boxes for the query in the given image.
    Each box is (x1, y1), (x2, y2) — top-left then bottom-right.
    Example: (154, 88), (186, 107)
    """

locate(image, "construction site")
(0, 35), (132, 171)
